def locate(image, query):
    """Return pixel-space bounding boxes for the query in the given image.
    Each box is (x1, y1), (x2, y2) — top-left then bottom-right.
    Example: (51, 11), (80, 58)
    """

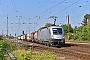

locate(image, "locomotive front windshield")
(52, 28), (62, 35)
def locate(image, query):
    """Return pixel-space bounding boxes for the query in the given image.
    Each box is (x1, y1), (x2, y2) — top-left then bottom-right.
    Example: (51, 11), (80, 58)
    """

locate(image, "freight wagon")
(18, 34), (31, 41)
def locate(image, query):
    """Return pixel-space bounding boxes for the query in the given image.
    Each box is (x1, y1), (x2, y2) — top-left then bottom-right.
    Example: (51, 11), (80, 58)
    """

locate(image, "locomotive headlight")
(51, 36), (54, 39)
(63, 36), (65, 39)
(63, 36), (65, 40)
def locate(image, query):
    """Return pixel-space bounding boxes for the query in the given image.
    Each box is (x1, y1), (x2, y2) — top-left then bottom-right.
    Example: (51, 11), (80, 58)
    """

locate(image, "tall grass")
(14, 49), (58, 60)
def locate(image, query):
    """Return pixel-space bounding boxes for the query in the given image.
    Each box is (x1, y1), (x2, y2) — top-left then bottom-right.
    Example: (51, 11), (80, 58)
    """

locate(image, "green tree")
(82, 14), (90, 26)
(73, 27), (81, 40)
(61, 24), (68, 34)
(38, 23), (53, 30)
(45, 23), (53, 27)
(61, 24), (73, 34)
(72, 14), (90, 41)
(87, 20), (90, 41)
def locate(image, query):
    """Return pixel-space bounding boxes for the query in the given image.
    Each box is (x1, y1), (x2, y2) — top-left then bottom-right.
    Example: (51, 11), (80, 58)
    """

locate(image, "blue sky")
(0, 0), (90, 36)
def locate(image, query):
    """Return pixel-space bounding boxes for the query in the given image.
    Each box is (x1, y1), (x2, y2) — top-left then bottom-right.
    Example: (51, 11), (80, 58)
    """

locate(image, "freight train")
(18, 25), (65, 46)
(18, 34), (31, 41)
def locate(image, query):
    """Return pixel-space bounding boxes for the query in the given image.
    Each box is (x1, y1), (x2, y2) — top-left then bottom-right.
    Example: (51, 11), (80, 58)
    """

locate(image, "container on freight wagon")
(21, 35), (25, 40)
(25, 34), (31, 41)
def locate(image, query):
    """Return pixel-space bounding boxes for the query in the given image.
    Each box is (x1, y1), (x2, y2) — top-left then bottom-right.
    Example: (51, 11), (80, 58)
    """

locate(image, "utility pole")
(19, 16), (22, 28)
(67, 15), (70, 40)
(7, 16), (8, 38)
(7, 6), (8, 38)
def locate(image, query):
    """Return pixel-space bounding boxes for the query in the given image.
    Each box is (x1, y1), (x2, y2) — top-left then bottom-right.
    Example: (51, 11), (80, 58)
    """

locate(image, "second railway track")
(19, 40), (90, 60)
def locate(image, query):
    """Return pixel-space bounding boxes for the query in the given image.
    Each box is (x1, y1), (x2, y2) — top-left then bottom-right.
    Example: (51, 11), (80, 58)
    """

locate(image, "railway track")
(5, 39), (90, 60)
(23, 40), (90, 60)
(33, 44), (90, 60)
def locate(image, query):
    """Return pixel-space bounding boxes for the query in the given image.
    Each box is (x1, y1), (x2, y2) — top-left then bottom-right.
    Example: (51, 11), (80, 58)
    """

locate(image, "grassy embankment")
(0, 40), (59, 60)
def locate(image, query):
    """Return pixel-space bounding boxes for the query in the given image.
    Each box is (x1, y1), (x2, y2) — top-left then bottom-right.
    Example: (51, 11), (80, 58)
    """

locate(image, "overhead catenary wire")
(26, 0), (66, 31)
(65, 0), (90, 15)
(37, 0), (66, 16)
(55, 0), (81, 15)
(61, 2), (90, 27)
(31, 0), (66, 23)
(10, 0), (65, 25)
(20, 0), (50, 26)
(35, 0), (90, 29)
(31, 0), (67, 30)
(34, 0), (81, 29)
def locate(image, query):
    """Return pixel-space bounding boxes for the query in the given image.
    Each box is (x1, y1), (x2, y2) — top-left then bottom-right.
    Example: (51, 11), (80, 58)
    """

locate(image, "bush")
(0, 40), (11, 60)
(73, 34), (79, 40)
(0, 40), (17, 60)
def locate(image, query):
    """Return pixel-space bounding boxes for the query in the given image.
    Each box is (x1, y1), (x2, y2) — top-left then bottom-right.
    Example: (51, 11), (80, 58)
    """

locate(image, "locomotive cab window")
(52, 28), (62, 35)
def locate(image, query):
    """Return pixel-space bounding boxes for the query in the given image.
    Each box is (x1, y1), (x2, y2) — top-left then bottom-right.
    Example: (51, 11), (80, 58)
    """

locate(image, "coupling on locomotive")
(18, 25), (65, 46)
